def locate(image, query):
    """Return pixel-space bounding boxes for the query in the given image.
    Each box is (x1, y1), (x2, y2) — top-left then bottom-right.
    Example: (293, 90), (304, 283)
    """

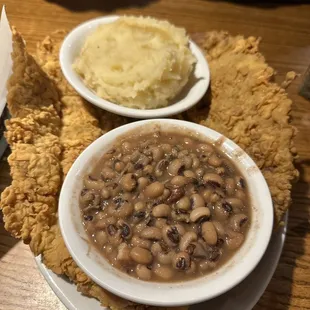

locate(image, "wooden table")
(0, 0), (310, 309)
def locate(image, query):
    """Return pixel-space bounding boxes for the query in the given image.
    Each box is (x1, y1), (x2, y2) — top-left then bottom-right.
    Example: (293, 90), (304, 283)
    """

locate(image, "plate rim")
(35, 212), (288, 310)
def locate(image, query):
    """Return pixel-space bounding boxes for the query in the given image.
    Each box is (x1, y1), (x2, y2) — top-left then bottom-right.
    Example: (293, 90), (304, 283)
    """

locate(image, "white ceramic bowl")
(59, 16), (210, 119)
(59, 119), (273, 307)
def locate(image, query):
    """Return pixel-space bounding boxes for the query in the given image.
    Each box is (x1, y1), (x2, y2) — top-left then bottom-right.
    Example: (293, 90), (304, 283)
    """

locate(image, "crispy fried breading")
(59, 95), (103, 174)
(188, 31), (298, 224)
(1, 28), (297, 310)
(7, 28), (61, 124)
(35, 32), (186, 310)
(0, 29), (62, 256)
(35, 30), (77, 97)
(1, 186), (57, 238)
(35, 31), (104, 175)
(5, 116), (62, 157)
(8, 144), (61, 195)
(35, 30), (128, 133)
(36, 32), (159, 310)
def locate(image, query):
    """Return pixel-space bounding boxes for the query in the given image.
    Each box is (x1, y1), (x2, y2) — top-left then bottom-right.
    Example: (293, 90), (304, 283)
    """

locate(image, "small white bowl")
(59, 119), (273, 307)
(59, 16), (210, 119)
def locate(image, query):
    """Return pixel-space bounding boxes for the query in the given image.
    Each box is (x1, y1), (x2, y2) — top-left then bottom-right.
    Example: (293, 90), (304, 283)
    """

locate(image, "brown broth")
(79, 129), (251, 282)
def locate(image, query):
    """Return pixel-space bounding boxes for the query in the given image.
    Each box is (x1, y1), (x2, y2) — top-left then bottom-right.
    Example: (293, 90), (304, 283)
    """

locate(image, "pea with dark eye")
(83, 215), (93, 221)
(133, 211), (146, 219)
(236, 176), (246, 189)
(162, 225), (180, 247)
(222, 201), (233, 213)
(168, 159), (185, 176)
(173, 252), (191, 270)
(117, 220), (132, 239)
(120, 173), (137, 192)
(166, 187), (185, 204)
(80, 131), (251, 283)
(229, 214), (248, 232)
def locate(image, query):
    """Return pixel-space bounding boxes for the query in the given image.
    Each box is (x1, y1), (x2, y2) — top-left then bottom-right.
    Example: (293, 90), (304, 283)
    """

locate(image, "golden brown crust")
(1, 28), (297, 309)
(35, 31), (104, 175)
(59, 95), (103, 174)
(35, 32), (155, 310)
(0, 29), (62, 256)
(189, 31), (298, 224)
(5, 117), (62, 157)
(8, 28), (61, 124)
(34, 31), (187, 310)
(35, 30), (77, 97)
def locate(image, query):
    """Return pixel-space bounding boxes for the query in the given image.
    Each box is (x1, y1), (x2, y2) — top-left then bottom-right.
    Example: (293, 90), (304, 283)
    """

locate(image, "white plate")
(60, 16), (210, 119)
(58, 119), (273, 306)
(35, 213), (287, 310)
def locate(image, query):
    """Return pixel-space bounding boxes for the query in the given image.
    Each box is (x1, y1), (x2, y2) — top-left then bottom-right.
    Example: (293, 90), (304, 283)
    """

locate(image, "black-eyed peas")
(167, 159), (185, 176)
(158, 251), (174, 265)
(153, 265), (175, 280)
(229, 214), (248, 232)
(80, 130), (251, 282)
(117, 243), (131, 261)
(152, 204), (171, 218)
(190, 207), (211, 223)
(176, 196), (191, 212)
(179, 231), (198, 252)
(190, 193), (205, 209)
(183, 170), (196, 178)
(136, 264), (152, 281)
(130, 247), (153, 264)
(208, 153), (222, 167)
(170, 175), (188, 187)
(120, 173), (137, 192)
(201, 221), (218, 246)
(131, 235), (152, 249)
(226, 230), (245, 250)
(173, 251), (191, 270)
(140, 227), (162, 240)
(144, 181), (164, 198)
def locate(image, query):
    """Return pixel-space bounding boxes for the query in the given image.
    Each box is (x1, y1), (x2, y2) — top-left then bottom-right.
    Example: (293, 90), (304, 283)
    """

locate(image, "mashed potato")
(73, 16), (196, 109)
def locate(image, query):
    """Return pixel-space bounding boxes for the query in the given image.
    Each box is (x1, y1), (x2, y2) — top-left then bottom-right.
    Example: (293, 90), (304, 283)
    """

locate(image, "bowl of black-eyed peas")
(59, 119), (273, 307)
